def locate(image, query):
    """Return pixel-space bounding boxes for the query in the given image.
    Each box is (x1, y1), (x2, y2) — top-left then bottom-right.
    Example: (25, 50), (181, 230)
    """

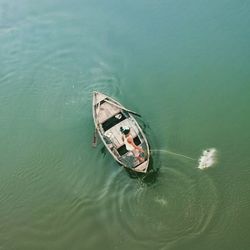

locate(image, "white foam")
(198, 148), (217, 169)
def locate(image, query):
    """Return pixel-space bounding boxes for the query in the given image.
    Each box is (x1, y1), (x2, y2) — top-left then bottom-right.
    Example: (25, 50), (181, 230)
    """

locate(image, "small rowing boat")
(92, 91), (150, 173)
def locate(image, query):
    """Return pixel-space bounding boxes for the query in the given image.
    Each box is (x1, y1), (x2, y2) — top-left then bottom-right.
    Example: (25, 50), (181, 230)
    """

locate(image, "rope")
(150, 149), (196, 161)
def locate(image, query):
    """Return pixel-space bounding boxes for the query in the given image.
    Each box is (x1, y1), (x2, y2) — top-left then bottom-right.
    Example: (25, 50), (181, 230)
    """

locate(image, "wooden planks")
(97, 102), (120, 124)
(106, 118), (139, 148)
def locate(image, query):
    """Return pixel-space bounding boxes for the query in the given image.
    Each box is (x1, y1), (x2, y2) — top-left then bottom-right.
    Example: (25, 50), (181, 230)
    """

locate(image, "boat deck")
(102, 117), (139, 149)
(98, 101), (120, 124)
(93, 91), (150, 173)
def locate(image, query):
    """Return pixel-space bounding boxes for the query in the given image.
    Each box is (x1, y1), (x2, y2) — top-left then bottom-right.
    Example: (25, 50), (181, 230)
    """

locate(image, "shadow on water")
(135, 115), (151, 133)
(125, 155), (160, 185)
(100, 145), (107, 156)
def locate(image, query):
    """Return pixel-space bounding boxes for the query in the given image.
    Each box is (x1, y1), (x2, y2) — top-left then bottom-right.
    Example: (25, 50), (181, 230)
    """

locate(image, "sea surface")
(1, 1), (250, 250)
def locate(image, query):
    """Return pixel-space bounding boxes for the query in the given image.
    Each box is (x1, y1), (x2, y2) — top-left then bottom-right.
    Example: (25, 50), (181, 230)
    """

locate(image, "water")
(1, 0), (250, 249)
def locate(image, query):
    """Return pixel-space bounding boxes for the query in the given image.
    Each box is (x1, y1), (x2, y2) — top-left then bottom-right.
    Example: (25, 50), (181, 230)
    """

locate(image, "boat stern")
(134, 160), (149, 173)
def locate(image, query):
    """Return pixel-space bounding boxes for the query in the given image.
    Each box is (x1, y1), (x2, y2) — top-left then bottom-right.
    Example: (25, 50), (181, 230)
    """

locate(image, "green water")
(1, 0), (250, 249)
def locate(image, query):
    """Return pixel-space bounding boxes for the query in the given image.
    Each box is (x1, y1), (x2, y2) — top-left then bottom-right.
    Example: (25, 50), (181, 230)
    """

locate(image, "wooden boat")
(92, 91), (150, 173)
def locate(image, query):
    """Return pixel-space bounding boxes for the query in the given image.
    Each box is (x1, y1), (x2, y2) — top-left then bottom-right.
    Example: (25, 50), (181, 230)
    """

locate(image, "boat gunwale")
(92, 91), (150, 173)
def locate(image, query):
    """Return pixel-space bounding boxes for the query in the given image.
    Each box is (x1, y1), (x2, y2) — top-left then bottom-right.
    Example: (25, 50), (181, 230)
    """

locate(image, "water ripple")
(97, 152), (219, 249)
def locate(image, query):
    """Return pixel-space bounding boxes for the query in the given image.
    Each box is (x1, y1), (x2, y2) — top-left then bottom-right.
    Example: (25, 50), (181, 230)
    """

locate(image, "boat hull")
(92, 91), (150, 173)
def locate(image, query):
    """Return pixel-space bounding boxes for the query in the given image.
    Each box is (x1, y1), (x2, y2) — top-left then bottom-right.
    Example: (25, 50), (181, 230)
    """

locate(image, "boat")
(92, 91), (150, 173)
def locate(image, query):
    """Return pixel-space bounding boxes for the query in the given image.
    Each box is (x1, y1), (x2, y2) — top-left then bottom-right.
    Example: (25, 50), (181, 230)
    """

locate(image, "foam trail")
(198, 148), (217, 169)
(150, 149), (196, 161)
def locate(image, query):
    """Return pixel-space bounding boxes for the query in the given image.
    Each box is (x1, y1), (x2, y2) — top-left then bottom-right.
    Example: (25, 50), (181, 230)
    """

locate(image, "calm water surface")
(1, 0), (250, 249)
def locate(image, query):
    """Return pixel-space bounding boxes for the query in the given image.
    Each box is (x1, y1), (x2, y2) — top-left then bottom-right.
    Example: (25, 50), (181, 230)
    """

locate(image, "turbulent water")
(1, 1), (250, 250)
(198, 148), (217, 170)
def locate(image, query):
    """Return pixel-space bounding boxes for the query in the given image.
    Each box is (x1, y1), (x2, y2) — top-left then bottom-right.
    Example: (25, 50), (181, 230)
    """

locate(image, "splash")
(198, 148), (217, 170)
